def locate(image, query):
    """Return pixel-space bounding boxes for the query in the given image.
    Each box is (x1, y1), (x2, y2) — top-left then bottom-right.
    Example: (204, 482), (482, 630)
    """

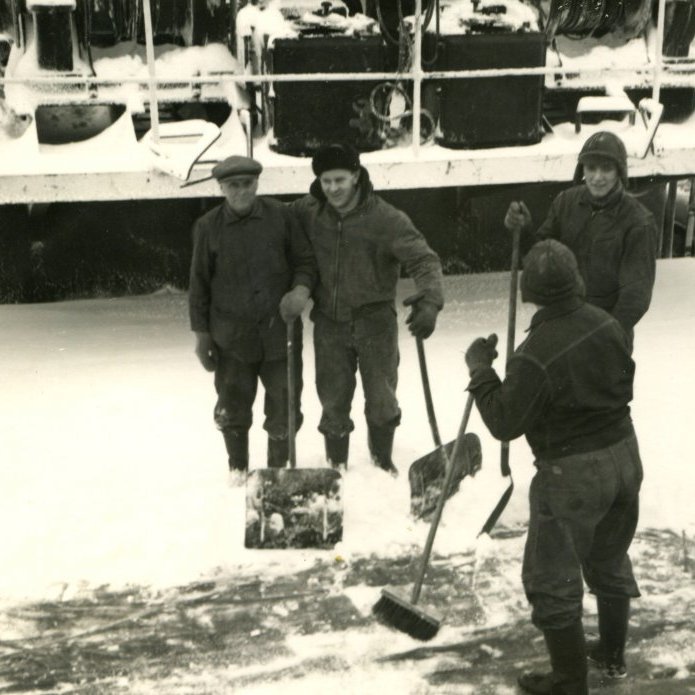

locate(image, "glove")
(279, 285), (311, 323)
(504, 200), (532, 231)
(465, 333), (499, 373)
(404, 291), (440, 340)
(195, 332), (217, 372)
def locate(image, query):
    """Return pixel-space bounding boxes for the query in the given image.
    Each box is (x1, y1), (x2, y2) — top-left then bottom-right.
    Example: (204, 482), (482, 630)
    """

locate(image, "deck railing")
(0, 0), (680, 155)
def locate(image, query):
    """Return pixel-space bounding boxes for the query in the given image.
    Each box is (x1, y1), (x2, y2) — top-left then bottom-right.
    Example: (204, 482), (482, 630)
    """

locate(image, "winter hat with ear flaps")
(572, 131), (628, 186)
(312, 144), (361, 177)
(521, 239), (586, 306)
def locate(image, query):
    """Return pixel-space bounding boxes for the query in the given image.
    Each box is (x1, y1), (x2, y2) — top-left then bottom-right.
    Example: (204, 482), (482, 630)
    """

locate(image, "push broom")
(372, 392), (476, 641)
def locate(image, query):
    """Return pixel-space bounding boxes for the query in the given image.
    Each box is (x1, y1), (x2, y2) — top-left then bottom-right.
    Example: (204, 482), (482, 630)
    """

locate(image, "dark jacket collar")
(309, 166), (374, 215)
(222, 198), (263, 223)
(528, 295), (585, 331)
(578, 181), (624, 214)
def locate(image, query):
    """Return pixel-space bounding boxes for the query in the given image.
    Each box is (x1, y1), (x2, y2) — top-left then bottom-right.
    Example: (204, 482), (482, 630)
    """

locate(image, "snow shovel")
(477, 222), (521, 537)
(244, 318), (343, 550)
(409, 338), (482, 521)
(373, 393), (476, 641)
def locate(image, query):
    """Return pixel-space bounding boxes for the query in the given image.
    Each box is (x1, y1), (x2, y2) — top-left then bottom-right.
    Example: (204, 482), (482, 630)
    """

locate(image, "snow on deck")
(2, 11), (695, 201)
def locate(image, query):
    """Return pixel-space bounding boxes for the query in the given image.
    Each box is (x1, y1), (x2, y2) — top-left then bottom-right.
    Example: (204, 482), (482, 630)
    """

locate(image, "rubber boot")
(588, 596), (629, 679)
(518, 620), (588, 695)
(267, 436), (289, 469)
(367, 425), (398, 477)
(223, 429), (248, 472)
(325, 434), (349, 470)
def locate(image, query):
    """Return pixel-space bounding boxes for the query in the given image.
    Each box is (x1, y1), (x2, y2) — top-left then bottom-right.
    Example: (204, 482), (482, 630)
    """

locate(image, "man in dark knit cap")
(189, 155), (316, 485)
(465, 239), (643, 695)
(504, 131), (657, 349)
(291, 143), (444, 476)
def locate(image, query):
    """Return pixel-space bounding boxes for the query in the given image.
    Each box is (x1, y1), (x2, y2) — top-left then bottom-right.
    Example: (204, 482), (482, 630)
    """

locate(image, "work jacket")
(536, 184), (657, 335)
(468, 297), (635, 459)
(291, 168), (444, 322)
(188, 197), (316, 362)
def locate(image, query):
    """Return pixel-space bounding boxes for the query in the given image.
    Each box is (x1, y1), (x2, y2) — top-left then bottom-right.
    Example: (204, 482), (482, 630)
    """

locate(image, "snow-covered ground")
(1, 260), (694, 693)
(1, 259), (693, 604)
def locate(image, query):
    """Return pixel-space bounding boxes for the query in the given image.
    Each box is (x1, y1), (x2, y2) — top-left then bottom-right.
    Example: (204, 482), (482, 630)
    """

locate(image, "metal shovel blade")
(245, 468), (343, 549)
(409, 433), (482, 521)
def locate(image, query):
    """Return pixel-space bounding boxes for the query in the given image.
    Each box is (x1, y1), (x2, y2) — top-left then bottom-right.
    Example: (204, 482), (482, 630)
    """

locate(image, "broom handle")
(500, 224), (521, 478)
(410, 392), (475, 605)
(416, 338), (442, 447)
(287, 319), (297, 469)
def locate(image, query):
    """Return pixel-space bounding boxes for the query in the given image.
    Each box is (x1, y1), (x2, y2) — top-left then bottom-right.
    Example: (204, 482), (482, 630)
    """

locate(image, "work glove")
(279, 285), (311, 323)
(465, 333), (499, 374)
(404, 291), (440, 340)
(504, 200), (532, 231)
(195, 332), (217, 372)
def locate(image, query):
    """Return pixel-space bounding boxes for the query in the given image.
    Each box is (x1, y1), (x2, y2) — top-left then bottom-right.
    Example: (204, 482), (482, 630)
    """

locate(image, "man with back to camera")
(189, 155), (316, 486)
(504, 131), (657, 349)
(290, 143), (444, 476)
(465, 239), (643, 694)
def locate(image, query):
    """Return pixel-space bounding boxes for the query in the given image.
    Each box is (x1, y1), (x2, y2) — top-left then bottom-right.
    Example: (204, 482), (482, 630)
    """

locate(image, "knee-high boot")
(324, 434), (349, 470)
(588, 595), (630, 679)
(267, 436), (289, 469)
(367, 424), (398, 477)
(223, 429), (249, 472)
(518, 620), (588, 695)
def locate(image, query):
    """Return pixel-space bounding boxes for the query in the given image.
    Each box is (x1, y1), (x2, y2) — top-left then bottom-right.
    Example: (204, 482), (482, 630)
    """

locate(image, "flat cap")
(212, 155), (263, 180)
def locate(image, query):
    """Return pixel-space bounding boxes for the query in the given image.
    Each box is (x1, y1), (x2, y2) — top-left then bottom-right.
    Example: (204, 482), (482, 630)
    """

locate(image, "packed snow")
(1, 259), (693, 605)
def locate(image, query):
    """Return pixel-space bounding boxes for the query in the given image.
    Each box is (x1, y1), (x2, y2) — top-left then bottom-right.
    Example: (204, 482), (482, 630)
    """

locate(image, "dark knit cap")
(521, 239), (586, 306)
(212, 155), (262, 180)
(312, 143), (361, 177)
(573, 131), (628, 186)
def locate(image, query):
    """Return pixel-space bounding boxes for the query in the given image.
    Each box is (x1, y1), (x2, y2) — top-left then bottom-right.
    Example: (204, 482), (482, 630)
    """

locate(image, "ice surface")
(0, 259), (693, 605)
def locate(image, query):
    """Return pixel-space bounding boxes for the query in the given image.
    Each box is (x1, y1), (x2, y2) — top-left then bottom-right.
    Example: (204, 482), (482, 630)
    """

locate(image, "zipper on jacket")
(331, 218), (343, 320)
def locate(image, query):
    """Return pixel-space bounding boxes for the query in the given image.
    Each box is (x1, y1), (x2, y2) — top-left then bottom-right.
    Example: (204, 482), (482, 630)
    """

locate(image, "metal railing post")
(653, 0), (667, 103)
(412, 0), (423, 156)
(142, 0), (160, 143)
(662, 179), (678, 258)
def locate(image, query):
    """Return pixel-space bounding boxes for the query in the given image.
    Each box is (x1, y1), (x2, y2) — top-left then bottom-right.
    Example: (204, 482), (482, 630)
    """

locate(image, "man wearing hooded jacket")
(465, 239), (643, 695)
(504, 131), (657, 348)
(286, 143), (444, 476)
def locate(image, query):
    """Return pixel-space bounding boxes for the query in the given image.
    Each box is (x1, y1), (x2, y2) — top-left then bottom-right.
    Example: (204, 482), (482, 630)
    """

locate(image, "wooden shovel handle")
(500, 224), (521, 478)
(416, 337), (442, 447)
(287, 319), (297, 469)
(410, 393), (475, 605)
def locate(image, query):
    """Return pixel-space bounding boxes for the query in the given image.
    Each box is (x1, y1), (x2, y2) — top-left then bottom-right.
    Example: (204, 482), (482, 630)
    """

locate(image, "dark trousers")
(213, 333), (303, 439)
(522, 434), (643, 631)
(313, 304), (401, 437)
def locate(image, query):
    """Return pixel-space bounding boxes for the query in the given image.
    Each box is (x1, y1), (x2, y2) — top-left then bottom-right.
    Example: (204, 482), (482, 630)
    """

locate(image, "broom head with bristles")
(372, 588), (441, 641)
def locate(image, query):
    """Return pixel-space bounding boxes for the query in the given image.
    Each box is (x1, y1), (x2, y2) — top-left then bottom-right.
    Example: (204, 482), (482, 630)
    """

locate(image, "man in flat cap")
(189, 155), (316, 485)
(290, 143), (444, 476)
(464, 239), (642, 694)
